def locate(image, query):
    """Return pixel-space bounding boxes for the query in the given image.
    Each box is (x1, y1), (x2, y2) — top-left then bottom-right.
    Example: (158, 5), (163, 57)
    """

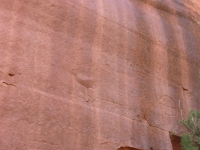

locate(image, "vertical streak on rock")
(91, 0), (105, 147)
(0, 0), (15, 108)
(1, 1), (30, 149)
(113, 0), (130, 146)
(148, 5), (169, 130)
(3, 0), (19, 93)
(149, 0), (178, 131)
(6, 0), (16, 74)
(66, 0), (82, 149)
(150, 0), (191, 137)
(32, 1), (64, 149)
(117, 0), (130, 143)
(63, 4), (82, 147)
(170, 0), (191, 123)
(74, 0), (97, 149)
(164, 0), (184, 135)
(130, 0), (173, 149)
(98, 0), (121, 147)
(177, 0), (200, 112)
(110, 0), (121, 144)
(129, 1), (159, 149)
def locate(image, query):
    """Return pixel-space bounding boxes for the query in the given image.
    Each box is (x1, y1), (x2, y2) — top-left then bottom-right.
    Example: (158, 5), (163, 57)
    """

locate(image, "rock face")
(0, 0), (200, 149)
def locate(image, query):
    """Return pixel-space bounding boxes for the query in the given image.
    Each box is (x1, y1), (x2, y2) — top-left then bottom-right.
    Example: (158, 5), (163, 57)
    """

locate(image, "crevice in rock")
(143, 114), (151, 126)
(141, 113), (169, 132)
(117, 146), (142, 150)
(170, 134), (182, 150)
(2, 82), (16, 88)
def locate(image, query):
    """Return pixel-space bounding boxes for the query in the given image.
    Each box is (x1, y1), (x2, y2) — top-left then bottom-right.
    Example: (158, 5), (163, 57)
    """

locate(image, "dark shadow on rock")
(170, 134), (181, 150)
(118, 146), (142, 150)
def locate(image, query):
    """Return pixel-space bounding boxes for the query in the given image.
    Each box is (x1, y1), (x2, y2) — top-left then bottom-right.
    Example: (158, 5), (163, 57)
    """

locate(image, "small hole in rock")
(8, 73), (14, 76)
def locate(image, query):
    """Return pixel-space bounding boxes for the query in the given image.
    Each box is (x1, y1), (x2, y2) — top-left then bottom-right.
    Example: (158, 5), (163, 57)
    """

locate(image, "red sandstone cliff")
(0, 0), (200, 149)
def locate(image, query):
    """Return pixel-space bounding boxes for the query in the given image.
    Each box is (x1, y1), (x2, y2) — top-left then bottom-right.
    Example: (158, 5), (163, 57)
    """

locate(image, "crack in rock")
(118, 146), (142, 150)
(2, 82), (16, 88)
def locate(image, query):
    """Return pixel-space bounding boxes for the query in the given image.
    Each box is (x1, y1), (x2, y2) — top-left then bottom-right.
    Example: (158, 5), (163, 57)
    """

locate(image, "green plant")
(180, 110), (200, 150)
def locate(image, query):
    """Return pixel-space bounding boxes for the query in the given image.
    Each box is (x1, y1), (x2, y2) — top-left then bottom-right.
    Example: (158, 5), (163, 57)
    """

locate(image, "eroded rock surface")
(0, 0), (200, 149)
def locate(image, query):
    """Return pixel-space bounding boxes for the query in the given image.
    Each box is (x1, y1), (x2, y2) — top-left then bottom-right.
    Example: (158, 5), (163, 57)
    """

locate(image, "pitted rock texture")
(0, 0), (200, 150)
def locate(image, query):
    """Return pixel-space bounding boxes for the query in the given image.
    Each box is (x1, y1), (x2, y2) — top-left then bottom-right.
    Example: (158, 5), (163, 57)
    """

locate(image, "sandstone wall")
(0, 0), (200, 149)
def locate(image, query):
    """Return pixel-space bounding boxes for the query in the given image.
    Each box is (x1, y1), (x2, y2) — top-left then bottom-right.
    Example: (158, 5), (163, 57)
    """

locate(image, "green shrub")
(180, 110), (200, 150)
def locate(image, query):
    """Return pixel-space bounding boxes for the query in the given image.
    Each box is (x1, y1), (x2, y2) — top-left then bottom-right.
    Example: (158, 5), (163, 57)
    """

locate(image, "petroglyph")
(160, 96), (176, 108)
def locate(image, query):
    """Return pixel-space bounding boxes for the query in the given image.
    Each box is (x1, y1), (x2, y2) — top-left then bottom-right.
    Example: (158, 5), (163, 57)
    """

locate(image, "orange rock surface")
(0, 0), (200, 149)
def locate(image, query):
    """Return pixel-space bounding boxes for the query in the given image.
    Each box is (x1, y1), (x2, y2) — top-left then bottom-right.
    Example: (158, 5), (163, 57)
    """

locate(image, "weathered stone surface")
(0, 0), (200, 149)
